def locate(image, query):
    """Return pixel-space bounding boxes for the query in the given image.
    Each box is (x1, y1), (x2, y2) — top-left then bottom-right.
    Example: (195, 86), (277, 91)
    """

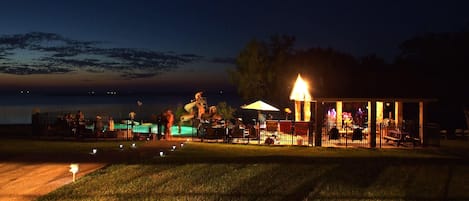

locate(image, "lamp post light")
(69, 163), (79, 182)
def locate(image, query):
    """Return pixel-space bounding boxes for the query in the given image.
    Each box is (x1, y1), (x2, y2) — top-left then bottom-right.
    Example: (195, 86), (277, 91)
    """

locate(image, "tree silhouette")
(228, 35), (295, 106)
(395, 29), (469, 99)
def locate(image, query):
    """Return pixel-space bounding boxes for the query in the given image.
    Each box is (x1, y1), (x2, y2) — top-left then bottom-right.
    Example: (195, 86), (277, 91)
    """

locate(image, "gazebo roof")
(313, 97), (438, 103)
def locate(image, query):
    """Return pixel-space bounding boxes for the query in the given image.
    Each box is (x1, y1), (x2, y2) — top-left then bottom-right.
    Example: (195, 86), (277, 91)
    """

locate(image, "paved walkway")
(0, 140), (184, 201)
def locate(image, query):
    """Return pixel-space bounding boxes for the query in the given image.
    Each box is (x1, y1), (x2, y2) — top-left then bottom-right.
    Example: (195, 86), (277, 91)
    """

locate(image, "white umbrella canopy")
(241, 100), (280, 111)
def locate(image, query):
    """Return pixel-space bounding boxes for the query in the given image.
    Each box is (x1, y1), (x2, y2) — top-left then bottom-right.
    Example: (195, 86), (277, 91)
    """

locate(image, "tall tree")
(228, 39), (269, 101)
(395, 28), (469, 129)
(395, 30), (469, 99)
(228, 35), (295, 106)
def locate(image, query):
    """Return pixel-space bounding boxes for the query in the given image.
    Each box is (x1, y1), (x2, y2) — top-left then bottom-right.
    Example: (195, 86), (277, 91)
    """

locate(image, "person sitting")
(258, 111), (266, 130)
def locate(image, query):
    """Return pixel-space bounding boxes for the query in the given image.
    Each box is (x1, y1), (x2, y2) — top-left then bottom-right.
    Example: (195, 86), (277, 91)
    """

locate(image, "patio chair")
(352, 128), (363, 141)
(463, 129), (469, 140)
(455, 128), (464, 139)
(246, 125), (257, 139)
(265, 120), (279, 137)
(439, 129), (448, 140)
(329, 127), (339, 140)
(230, 127), (244, 138)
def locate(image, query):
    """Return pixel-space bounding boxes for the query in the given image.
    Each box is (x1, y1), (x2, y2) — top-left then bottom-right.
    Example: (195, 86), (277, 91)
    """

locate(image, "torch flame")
(290, 74), (312, 101)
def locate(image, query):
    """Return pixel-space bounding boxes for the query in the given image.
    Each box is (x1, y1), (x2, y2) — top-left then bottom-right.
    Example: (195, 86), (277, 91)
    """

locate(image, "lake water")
(0, 92), (244, 124)
(2, 92), (466, 131)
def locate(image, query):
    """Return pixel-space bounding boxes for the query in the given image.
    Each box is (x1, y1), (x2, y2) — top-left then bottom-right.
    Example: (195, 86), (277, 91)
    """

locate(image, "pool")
(87, 123), (196, 137)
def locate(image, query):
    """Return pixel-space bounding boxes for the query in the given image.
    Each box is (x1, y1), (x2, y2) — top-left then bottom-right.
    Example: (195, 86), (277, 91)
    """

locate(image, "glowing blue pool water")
(88, 123), (196, 137)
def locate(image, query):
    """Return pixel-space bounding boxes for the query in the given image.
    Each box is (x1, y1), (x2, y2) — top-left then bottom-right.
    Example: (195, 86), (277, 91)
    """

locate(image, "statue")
(179, 91), (207, 124)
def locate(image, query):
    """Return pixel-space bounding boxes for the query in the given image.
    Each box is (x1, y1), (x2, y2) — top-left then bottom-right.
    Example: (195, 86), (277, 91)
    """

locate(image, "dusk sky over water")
(1, 0), (469, 93)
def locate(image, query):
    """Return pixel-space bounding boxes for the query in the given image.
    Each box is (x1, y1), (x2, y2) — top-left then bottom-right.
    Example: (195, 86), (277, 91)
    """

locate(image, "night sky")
(1, 0), (469, 93)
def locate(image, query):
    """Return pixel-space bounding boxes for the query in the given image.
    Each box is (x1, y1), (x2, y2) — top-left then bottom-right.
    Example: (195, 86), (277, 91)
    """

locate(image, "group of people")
(58, 110), (85, 128)
(54, 110), (87, 135)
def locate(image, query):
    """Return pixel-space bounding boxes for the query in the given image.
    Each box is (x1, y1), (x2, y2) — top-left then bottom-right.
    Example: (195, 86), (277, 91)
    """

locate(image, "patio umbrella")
(241, 100), (279, 111)
(241, 100), (279, 144)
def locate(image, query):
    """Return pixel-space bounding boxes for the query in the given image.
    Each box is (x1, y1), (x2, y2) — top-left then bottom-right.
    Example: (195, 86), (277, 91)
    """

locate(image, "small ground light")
(159, 151), (164, 157)
(69, 163), (79, 182)
(146, 137), (150, 141)
(119, 144), (124, 150)
(171, 145), (176, 151)
(90, 148), (97, 155)
(180, 143), (184, 147)
(131, 143), (137, 148)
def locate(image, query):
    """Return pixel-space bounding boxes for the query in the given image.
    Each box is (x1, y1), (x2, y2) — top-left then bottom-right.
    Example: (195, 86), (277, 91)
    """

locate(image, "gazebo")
(287, 73), (439, 148)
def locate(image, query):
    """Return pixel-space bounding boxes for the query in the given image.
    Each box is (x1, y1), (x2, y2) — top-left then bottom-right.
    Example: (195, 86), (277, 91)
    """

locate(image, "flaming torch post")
(289, 74), (313, 146)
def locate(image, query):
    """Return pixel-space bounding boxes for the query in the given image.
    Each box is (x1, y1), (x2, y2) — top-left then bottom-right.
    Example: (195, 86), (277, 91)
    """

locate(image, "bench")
(384, 135), (402, 146)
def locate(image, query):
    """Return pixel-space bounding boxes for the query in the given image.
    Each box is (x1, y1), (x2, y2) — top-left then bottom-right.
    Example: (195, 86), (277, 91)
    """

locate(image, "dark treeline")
(229, 27), (469, 129)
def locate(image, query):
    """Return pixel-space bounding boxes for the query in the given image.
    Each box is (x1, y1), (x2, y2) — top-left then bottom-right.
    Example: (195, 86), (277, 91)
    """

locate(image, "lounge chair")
(439, 129), (448, 139)
(455, 129), (464, 139)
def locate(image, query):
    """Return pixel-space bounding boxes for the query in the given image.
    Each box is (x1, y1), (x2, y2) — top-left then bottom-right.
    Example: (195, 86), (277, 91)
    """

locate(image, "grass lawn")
(2, 139), (468, 201)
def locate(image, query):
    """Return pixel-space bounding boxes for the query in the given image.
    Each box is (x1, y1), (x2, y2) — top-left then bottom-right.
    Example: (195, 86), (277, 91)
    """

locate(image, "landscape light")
(159, 151), (164, 157)
(180, 143), (184, 148)
(90, 148), (97, 155)
(146, 137), (150, 141)
(69, 163), (79, 182)
(131, 143), (137, 148)
(171, 145), (176, 151)
(119, 144), (124, 150)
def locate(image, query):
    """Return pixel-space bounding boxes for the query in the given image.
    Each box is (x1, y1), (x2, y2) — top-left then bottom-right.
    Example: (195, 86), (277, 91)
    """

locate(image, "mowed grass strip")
(1, 139), (466, 201)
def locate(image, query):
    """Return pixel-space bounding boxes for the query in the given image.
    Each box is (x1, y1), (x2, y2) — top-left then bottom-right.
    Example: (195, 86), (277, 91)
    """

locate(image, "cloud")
(0, 64), (73, 75)
(0, 32), (203, 78)
(209, 57), (236, 64)
(121, 73), (159, 79)
(0, 49), (13, 60)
